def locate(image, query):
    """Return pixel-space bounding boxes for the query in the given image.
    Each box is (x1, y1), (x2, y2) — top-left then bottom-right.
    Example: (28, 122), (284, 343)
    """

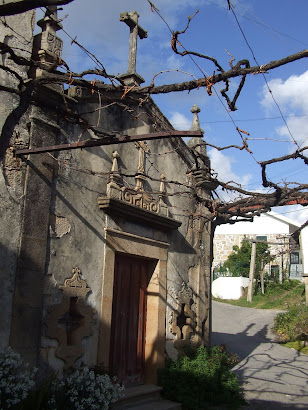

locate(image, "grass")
(283, 341), (308, 355)
(213, 280), (305, 310)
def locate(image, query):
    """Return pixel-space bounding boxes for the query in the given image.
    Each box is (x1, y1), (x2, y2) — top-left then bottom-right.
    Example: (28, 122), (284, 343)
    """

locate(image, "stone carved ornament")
(45, 267), (95, 368)
(169, 282), (197, 352)
(106, 148), (169, 216)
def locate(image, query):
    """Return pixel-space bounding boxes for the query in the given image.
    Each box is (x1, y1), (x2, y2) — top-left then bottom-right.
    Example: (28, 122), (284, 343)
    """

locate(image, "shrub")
(47, 366), (124, 410)
(158, 345), (244, 409)
(265, 280), (302, 295)
(273, 304), (308, 342)
(0, 347), (37, 409)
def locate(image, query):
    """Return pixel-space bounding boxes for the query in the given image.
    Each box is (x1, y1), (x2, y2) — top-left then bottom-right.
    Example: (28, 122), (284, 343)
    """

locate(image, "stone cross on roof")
(119, 11), (148, 86)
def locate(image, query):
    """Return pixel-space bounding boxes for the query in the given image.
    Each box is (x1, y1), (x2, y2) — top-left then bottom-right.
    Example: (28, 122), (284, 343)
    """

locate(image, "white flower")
(47, 366), (125, 409)
(0, 347), (37, 409)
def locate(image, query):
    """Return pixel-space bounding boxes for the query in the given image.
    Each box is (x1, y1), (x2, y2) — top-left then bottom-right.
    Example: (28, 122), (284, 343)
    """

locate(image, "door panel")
(109, 254), (148, 386)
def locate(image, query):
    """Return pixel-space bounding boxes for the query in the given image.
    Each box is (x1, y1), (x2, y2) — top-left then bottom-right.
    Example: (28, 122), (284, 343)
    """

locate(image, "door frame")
(97, 228), (169, 384)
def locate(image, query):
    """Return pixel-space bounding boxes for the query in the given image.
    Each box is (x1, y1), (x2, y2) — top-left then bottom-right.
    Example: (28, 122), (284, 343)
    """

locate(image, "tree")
(0, 0), (307, 225)
(222, 239), (272, 278)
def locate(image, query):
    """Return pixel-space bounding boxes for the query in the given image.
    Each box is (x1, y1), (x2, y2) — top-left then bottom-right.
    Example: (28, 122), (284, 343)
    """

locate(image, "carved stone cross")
(58, 297), (83, 346)
(120, 11), (148, 85)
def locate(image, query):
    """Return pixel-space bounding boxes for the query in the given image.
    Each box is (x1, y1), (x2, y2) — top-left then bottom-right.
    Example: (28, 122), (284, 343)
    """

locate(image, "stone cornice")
(98, 196), (181, 231)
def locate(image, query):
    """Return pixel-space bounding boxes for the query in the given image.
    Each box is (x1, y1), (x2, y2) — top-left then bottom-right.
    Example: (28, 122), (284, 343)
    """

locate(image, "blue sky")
(36, 0), (308, 223)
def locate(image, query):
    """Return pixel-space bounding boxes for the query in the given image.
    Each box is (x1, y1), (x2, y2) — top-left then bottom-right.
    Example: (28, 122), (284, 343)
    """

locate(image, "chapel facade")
(0, 7), (217, 385)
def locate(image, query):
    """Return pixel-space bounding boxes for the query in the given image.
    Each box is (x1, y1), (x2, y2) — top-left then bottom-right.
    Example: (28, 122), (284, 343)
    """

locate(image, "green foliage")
(158, 345), (244, 409)
(214, 280), (305, 310)
(0, 347), (37, 409)
(273, 304), (308, 342)
(265, 279), (300, 294)
(283, 340), (308, 355)
(223, 238), (272, 277)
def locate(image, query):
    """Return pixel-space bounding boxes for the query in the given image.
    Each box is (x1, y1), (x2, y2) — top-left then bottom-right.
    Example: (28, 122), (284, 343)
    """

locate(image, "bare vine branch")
(0, 0), (74, 16)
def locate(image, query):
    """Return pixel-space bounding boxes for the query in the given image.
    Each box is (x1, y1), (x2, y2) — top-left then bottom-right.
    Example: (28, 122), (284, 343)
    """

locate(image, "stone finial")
(109, 151), (121, 183)
(190, 104), (204, 133)
(134, 141), (148, 190)
(187, 104), (205, 152)
(37, 6), (62, 34)
(159, 174), (166, 194)
(31, 6), (63, 78)
(111, 151), (120, 173)
(136, 141), (149, 174)
(119, 11), (147, 86)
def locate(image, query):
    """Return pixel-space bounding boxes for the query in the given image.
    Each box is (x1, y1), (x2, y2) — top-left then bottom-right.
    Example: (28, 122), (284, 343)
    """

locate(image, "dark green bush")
(265, 280), (302, 295)
(273, 304), (308, 342)
(158, 345), (244, 409)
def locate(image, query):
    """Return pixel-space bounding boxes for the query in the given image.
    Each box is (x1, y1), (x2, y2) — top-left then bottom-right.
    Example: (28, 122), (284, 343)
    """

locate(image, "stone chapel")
(0, 7), (217, 385)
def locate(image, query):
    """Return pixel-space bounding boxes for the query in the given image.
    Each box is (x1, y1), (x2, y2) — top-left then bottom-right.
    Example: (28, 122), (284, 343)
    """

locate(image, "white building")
(213, 211), (302, 280)
(299, 224), (308, 276)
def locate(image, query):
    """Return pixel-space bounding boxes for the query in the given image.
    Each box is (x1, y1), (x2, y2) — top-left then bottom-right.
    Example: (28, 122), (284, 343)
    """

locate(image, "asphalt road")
(212, 301), (308, 409)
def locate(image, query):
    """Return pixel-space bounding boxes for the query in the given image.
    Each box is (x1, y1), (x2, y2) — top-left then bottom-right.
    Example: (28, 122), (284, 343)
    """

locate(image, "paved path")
(212, 301), (308, 409)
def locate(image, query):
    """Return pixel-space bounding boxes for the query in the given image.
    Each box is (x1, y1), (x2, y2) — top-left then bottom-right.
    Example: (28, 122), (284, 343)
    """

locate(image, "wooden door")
(109, 254), (148, 386)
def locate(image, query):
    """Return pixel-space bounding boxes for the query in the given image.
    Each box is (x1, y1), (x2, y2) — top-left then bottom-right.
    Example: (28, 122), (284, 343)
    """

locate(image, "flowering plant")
(48, 366), (125, 410)
(0, 347), (37, 409)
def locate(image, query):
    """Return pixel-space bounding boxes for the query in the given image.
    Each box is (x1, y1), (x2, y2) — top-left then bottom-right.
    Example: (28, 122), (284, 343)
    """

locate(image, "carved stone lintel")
(98, 196), (181, 231)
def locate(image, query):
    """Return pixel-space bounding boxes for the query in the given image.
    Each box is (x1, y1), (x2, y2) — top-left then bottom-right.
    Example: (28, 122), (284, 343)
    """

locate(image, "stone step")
(112, 384), (181, 410)
(122, 399), (182, 409)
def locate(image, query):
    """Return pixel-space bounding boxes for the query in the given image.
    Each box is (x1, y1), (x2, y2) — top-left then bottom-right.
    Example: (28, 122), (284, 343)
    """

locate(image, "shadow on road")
(212, 302), (308, 408)
(212, 322), (271, 360)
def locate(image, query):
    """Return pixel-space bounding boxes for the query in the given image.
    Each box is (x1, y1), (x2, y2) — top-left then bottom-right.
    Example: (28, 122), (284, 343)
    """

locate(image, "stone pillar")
(9, 7), (64, 364)
(10, 109), (59, 365)
(0, 9), (35, 351)
(186, 105), (215, 348)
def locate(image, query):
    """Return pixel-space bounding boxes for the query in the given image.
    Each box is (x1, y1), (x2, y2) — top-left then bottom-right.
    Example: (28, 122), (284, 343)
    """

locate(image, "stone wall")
(0, 7), (35, 351)
(36, 93), (213, 375)
(213, 233), (290, 276)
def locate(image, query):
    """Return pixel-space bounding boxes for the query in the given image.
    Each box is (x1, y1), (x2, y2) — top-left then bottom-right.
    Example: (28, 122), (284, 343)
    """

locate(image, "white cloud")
(53, 0), (207, 74)
(169, 112), (191, 130)
(208, 148), (252, 186)
(260, 70), (308, 146)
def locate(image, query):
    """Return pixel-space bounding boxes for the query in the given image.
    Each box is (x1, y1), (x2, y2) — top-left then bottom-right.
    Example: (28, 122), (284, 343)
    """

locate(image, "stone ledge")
(98, 196), (181, 231)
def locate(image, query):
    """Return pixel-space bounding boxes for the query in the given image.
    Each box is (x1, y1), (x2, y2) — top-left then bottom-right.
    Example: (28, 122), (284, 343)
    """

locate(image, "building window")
(256, 236), (267, 242)
(290, 252), (299, 265)
(271, 265), (279, 278)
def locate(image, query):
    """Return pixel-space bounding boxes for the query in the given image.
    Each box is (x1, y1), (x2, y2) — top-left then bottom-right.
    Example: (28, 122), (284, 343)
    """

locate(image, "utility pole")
(247, 240), (256, 303)
(244, 237), (284, 303)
